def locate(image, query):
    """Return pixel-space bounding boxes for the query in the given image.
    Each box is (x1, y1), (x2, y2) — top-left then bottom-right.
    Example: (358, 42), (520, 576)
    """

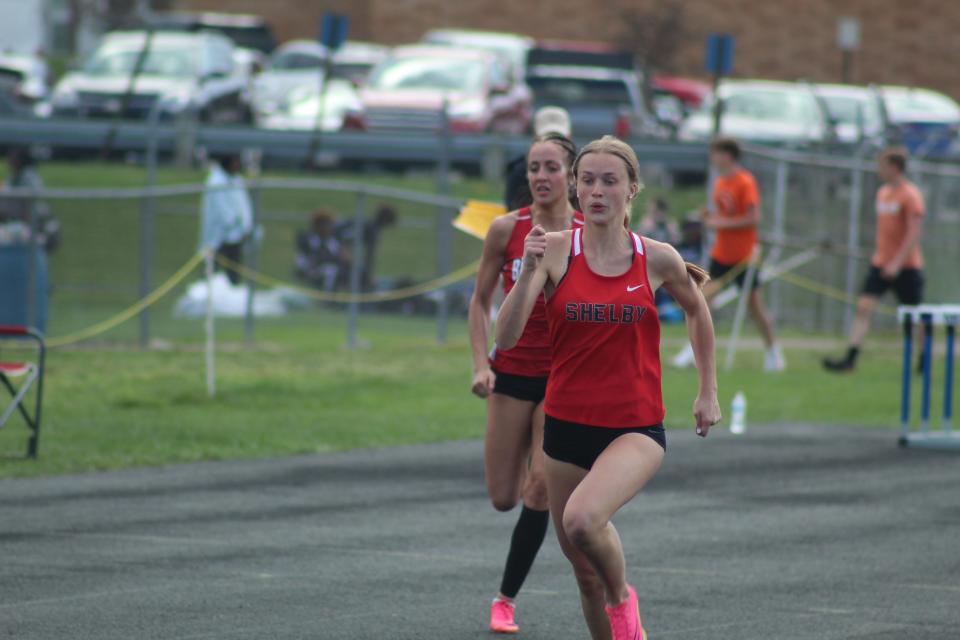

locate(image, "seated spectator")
(639, 196), (680, 245)
(334, 204), (398, 290)
(296, 210), (348, 292)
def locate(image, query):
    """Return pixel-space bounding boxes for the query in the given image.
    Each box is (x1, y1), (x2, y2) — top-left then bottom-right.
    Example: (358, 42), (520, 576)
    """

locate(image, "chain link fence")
(1, 179), (481, 347)
(740, 146), (960, 333)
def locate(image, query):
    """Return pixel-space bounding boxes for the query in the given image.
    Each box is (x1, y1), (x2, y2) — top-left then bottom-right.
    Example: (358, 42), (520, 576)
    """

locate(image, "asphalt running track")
(2, 424), (958, 640)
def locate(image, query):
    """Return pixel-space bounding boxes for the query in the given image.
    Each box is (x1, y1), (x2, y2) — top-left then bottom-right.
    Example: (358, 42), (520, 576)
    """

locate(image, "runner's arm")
(496, 227), (564, 351)
(650, 241), (721, 436)
(468, 217), (512, 396)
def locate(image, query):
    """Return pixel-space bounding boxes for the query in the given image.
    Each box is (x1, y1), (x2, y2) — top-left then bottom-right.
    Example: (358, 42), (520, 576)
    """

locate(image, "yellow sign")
(453, 200), (508, 239)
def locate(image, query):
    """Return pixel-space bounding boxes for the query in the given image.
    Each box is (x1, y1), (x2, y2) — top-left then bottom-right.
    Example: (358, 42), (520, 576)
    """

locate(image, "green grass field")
(0, 310), (921, 479)
(0, 161), (921, 479)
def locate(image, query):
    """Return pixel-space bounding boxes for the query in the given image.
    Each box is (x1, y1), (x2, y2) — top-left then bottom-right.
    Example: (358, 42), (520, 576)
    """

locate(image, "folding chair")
(0, 325), (45, 458)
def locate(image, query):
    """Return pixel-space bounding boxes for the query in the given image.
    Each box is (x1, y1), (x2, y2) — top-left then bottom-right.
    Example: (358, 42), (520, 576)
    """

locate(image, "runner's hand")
(471, 368), (496, 398)
(694, 392), (721, 437)
(522, 225), (547, 272)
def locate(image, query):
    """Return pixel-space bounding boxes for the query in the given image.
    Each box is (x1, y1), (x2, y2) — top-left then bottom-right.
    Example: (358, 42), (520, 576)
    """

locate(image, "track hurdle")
(898, 305), (960, 449)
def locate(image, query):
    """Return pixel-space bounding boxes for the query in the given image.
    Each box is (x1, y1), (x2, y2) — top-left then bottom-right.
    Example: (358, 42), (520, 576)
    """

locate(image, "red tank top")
(545, 228), (664, 427)
(490, 208), (584, 378)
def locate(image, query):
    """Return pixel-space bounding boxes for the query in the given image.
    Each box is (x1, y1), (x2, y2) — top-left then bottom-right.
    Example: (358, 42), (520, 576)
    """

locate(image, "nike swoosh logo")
(627, 285), (645, 292)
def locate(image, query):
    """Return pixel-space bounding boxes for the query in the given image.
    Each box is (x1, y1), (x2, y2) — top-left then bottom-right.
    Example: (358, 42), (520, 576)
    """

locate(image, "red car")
(344, 45), (532, 134)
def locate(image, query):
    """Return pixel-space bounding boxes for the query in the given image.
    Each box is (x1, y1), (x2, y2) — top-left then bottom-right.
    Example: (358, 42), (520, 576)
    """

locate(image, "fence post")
(243, 179), (261, 347)
(770, 158), (789, 322)
(205, 248), (216, 398)
(843, 163), (864, 333)
(435, 101), (452, 345)
(346, 191), (366, 349)
(139, 101), (161, 348)
(26, 192), (38, 330)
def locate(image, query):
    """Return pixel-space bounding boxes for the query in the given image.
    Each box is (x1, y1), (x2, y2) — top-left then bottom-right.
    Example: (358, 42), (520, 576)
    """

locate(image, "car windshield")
(821, 94), (882, 129)
(83, 46), (197, 77)
(883, 90), (960, 122)
(271, 51), (324, 71)
(367, 56), (485, 92)
(705, 89), (817, 123)
(527, 77), (631, 107)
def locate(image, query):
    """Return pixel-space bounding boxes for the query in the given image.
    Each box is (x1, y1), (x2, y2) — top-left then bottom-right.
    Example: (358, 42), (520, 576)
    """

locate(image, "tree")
(618, 0), (689, 115)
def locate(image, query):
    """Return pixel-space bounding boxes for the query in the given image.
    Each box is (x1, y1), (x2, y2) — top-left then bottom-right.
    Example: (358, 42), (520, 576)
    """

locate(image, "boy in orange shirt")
(824, 147), (925, 372)
(673, 137), (784, 371)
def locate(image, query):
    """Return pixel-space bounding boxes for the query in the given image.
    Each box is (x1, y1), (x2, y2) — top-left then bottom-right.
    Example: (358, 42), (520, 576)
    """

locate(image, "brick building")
(180, 0), (960, 100)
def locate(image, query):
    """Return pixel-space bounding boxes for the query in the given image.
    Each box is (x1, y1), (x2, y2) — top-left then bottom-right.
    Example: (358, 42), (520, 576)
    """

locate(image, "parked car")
(48, 31), (252, 123)
(810, 83), (886, 145)
(525, 43), (661, 139)
(0, 51), (49, 103)
(346, 45), (531, 134)
(148, 11), (276, 77)
(258, 78), (361, 131)
(679, 80), (830, 147)
(421, 29), (532, 89)
(652, 75), (710, 110)
(878, 85), (960, 158)
(330, 42), (390, 86)
(250, 40), (328, 122)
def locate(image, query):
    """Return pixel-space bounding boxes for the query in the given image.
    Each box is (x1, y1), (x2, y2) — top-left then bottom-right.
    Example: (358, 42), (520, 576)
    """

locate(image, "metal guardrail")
(0, 116), (709, 172)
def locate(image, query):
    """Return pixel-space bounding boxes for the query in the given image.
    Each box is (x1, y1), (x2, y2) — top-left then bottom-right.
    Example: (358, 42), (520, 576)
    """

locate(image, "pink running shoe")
(489, 598), (519, 634)
(605, 585), (647, 640)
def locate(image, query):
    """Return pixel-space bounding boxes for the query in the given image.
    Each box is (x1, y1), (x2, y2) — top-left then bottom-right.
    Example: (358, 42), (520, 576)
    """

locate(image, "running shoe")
(490, 598), (519, 634)
(605, 584), (647, 640)
(764, 345), (786, 372)
(822, 356), (855, 373)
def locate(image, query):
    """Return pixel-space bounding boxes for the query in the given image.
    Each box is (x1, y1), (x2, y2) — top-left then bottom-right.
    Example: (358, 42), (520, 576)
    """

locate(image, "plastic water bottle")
(730, 392), (747, 434)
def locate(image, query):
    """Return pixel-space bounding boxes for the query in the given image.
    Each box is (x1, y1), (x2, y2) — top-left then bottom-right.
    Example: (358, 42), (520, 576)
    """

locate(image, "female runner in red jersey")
(468, 133), (583, 634)
(496, 136), (721, 640)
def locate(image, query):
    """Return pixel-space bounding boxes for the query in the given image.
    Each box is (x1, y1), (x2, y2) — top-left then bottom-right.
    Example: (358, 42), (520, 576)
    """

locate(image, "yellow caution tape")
(773, 269), (897, 316)
(215, 253), (480, 303)
(46, 251), (206, 348)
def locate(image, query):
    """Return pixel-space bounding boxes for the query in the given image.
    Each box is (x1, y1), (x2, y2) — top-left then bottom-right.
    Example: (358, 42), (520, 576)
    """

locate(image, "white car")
(680, 80), (830, 146)
(0, 51), (49, 103)
(258, 78), (361, 131)
(250, 40), (328, 121)
(49, 31), (251, 123)
(811, 84), (886, 144)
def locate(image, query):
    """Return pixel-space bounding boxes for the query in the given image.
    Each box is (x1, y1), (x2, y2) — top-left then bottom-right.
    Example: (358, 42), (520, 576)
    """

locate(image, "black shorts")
(492, 369), (548, 404)
(543, 415), (666, 471)
(709, 258), (761, 290)
(862, 266), (924, 305)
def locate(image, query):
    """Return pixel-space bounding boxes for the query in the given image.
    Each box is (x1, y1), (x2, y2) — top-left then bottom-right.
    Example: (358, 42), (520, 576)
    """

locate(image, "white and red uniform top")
(490, 207), (584, 378)
(545, 227), (664, 427)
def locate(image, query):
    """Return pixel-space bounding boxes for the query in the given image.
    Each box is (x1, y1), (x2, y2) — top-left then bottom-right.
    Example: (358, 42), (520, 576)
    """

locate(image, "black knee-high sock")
(499, 506), (550, 599)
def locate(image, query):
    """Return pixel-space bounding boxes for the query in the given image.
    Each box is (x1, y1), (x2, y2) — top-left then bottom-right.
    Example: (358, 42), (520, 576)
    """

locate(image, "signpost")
(837, 18), (860, 84)
(705, 33), (734, 136)
(307, 12), (350, 167)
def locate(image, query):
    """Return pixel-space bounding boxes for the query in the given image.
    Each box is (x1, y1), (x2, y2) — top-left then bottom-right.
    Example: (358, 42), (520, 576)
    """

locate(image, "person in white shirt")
(199, 154), (253, 285)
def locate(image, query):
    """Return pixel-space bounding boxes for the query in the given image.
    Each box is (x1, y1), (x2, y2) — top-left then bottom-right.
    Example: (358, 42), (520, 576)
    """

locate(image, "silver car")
(48, 31), (251, 123)
(258, 79), (361, 131)
(250, 40), (328, 122)
(811, 83), (886, 144)
(680, 80), (830, 146)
